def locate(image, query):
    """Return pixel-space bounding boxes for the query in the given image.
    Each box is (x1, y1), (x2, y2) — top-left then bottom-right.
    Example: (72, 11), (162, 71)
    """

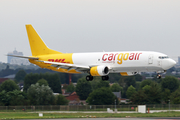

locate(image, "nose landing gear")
(156, 74), (161, 79)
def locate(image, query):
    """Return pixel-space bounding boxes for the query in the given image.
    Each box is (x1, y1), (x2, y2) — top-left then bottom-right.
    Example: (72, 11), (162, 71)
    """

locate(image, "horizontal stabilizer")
(7, 54), (39, 60)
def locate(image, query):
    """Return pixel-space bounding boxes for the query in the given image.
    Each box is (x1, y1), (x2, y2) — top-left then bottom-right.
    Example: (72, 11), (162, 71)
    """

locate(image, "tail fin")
(26, 24), (62, 56)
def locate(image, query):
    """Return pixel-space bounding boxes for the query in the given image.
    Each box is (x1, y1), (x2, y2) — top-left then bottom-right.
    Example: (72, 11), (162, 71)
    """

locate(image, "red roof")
(66, 92), (79, 101)
(0, 78), (8, 84)
(71, 92), (77, 95)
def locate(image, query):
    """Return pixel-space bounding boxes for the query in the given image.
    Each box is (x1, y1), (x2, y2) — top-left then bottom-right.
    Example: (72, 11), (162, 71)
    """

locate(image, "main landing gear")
(86, 75), (109, 81)
(86, 75), (93, 81)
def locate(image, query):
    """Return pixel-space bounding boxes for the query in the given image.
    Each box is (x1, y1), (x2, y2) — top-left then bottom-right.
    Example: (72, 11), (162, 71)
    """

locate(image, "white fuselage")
(72, 51), (176, 73)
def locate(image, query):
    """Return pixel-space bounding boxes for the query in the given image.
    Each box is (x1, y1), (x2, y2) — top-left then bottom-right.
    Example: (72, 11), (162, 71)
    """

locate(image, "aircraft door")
(148, 54), (153, 64)
(158, 60), (162, 67)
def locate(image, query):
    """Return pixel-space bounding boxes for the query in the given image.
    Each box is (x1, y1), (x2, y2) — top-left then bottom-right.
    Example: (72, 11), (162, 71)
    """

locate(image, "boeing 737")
(8, 25), (176, 81)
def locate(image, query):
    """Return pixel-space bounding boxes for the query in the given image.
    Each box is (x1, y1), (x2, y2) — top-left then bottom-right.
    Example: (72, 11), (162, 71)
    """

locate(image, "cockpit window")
(159, 56), (169, 59)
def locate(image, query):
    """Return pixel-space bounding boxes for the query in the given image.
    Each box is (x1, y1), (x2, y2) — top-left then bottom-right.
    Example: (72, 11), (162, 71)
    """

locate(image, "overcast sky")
(0, 0), (180, 63)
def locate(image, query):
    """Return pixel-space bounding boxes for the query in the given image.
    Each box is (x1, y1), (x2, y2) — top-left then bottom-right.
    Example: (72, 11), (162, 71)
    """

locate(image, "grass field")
(0, 112), (180, 119)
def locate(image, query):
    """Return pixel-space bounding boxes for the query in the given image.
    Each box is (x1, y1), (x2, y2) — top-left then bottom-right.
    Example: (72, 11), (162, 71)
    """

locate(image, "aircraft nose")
(162, 59), (176, 70)
(167, 59), (176, 69)
(169, 59), (176, 67)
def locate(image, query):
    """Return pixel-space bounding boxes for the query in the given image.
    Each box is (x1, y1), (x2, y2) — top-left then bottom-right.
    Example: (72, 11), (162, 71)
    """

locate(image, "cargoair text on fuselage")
(8, 25), (176, 81)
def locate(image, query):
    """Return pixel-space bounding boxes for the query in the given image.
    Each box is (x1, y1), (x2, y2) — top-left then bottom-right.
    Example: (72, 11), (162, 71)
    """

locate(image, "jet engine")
(90, 66), (109, 76)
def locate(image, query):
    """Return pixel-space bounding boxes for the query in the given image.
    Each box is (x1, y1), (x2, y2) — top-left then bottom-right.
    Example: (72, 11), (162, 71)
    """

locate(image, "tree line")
(1, 68), (180, 105)
(129, 76), (180, 104)
(74, 75), (180, 105)
(0, 78), (68, 106)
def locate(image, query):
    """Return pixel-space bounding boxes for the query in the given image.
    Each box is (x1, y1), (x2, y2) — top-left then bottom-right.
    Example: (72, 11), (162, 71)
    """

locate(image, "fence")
(0, 104), (179, 112)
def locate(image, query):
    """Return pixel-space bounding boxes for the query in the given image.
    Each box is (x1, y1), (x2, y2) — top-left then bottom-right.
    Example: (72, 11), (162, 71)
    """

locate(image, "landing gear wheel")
(156, 74), (161, 79)
(102, 75), (109, 81)
(86, 75), (93, 81)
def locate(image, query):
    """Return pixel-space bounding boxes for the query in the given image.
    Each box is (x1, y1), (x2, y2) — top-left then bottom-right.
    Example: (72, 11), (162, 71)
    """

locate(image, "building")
(3, 74), (15, 80)
(178, 56), (180, 65)
(7, 49), (30, 65)
(65, 92), (86, 105)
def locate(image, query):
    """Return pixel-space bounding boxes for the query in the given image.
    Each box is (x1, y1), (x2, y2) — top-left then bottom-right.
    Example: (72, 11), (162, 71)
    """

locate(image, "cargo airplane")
(8, 25), (176, 81)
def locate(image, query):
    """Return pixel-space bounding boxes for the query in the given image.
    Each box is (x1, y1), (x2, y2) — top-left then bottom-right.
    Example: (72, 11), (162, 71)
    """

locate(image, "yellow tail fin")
(26, 24), (62, 56)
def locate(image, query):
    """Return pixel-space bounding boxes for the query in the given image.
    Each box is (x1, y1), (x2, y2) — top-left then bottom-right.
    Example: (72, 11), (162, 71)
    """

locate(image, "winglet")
(26, 24), (62, 56)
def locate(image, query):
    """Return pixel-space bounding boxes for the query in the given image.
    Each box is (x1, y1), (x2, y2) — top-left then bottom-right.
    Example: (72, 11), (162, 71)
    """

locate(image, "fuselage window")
(159, 56), (169, 59)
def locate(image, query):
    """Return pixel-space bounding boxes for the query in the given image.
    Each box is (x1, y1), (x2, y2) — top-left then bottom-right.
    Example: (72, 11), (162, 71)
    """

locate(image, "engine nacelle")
(120, 72), (138, 76)
(90, 66), (109, 76)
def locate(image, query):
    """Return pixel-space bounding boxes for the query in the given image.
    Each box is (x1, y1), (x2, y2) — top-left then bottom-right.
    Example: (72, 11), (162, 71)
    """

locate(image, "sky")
(0, 0), (180, 63)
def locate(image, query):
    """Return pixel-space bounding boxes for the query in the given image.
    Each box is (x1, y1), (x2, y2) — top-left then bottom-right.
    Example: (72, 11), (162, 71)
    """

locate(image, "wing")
(37, 60), (90, 73)
(7, 54), (39, 60)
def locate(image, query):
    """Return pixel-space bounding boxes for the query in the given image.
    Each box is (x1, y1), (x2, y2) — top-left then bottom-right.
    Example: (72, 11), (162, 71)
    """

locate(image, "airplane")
(8, 24), (176, 81)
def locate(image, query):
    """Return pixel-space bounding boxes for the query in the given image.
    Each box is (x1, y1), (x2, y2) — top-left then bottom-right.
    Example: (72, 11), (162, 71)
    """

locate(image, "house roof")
(0, 78), (9, 84)
(71, 91), (77, 95)
(3, 74), (15, 79)
(65, 92), (79, 101)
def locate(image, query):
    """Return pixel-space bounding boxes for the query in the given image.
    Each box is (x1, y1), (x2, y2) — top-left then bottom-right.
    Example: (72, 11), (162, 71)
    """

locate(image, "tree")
(15, 69), (26, 82)
(90, 77), (101, 90)
(37, 79), (49, 86)
(110, 83), (123, 92)
(162, 88), (171, 103)
(0, 90), (10, 106)
(96, 80), (110, 89)
(135, 81), (141, 90)
(56, 94), (69, 105)
(140, 79), (153, 89)
(119, 76), (136, 97)
(161, 76), (179, 93)
(0, 90), (28, 106)
(87, 87), (117, 105)
(27, 83), (55, 105)
(66, 83), (75, 93)
(42, 73), (62, 93)
(24, 73), (62, 93)
(144, 82), (162, 104)
(142, 85), (151, 92)
(24, 73), (40, 92)
(126, 85), (136, 99)
(75, 77), (92, 100)
(134, 74), (143, 81)
(131, 82), (162, 104)
(131, 90), (149, 104)
(170, 88), (180, 104)
(124, 76), (136, 88)
(58, 73), (69, 84)
(108, 73), (121, 83)
(0, 80), (19, 92)
(8, 90), (27, 106)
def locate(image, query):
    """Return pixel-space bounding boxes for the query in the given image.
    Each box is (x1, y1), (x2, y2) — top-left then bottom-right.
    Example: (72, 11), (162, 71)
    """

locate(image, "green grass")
(0, 112), (180, 119)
